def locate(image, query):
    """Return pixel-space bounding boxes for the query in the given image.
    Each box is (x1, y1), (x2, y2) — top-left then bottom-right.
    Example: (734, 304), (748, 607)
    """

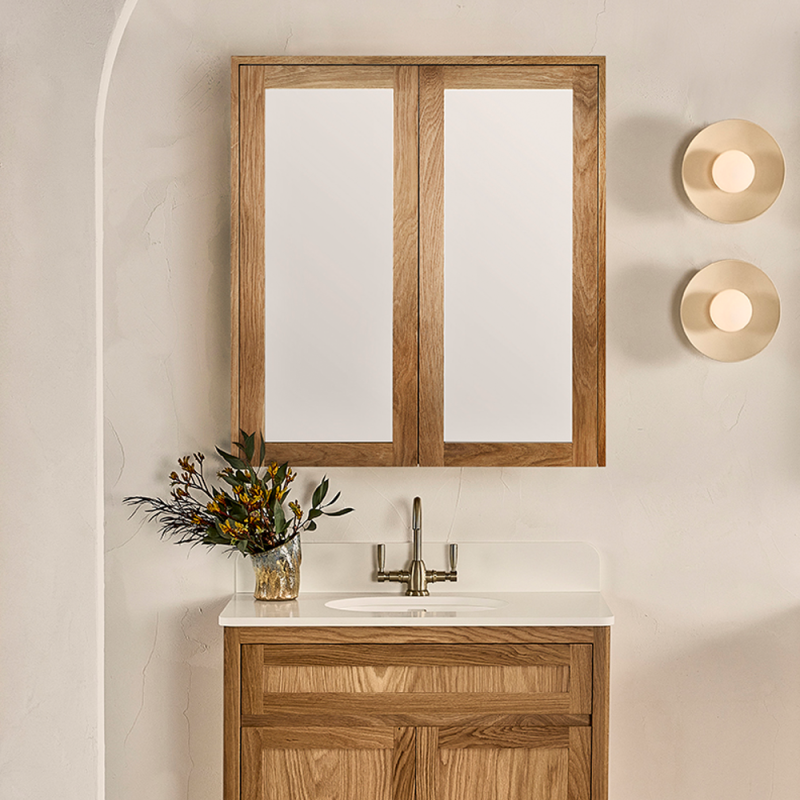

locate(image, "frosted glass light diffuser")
(680, 260), (780, 362)
(711, 150), (756, 194)
(443, 88), (573, 443)
(709, 289), (753, 332)
(682, 119), (784, 223)
(264, 88), (394, 442)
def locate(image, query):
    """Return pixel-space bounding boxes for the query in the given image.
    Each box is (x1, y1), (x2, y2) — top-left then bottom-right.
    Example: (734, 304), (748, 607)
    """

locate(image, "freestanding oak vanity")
(220, 544), (613, 800)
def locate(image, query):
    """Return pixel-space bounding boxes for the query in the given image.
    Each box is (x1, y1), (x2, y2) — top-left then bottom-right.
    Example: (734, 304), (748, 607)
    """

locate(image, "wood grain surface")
(251, 642), (573, 666)
(233, 57), (605, 467)
(592, 626), (610, 800)
(393, 728), (416, 800)
(596, 60), (607, 466)
(224, 628), (242, 800)
(228, 624), (610, 800)
(392, 65), (420, 466)
(236, 625), (597, 646)
(232, 63), (421, 465)
(243, 712), (591, 730)
(257, 664), (570, 695)
(570, 726), (593, 800)
(436, 743), (569, 800)
(418, 65), (445, 466)
(236, 64), (266, 442)
(242, 728), (393, 800)
(230, 59), (241, 443)
(247, 692), (576, 723)
(571, 66), (600, 467)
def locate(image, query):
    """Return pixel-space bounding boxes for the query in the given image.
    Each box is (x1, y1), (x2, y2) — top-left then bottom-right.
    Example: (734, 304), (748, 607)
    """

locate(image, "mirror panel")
(443, 88), (573, 443)
(263, 88), (394, 442)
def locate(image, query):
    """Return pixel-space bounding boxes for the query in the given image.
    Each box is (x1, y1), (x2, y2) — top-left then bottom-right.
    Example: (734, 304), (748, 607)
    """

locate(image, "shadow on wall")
(610, 264), (697, 364)
(610, 115), (701, 216)
(613, 604), (800, 800)
(161, 594), (230, 799)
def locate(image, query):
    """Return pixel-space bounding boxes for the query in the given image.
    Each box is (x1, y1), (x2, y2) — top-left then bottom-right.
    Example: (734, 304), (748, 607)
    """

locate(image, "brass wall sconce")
(680, 260), (780, 361)
(682, 120), (785, 223)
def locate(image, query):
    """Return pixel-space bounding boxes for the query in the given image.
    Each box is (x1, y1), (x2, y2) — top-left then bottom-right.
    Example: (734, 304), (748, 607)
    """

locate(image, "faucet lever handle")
(449, 543), (458, 572)
(377, 543), (386, 573)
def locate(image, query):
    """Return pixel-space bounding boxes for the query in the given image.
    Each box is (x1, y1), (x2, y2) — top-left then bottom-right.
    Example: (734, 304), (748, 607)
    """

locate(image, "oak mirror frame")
(231, 56), (605, 467)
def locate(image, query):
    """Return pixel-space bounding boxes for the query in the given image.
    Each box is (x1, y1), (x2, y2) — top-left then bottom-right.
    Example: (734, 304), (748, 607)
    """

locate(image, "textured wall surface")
(0, 1), (121, 799)
(103, 5), (800, 798)
(103, 3), (800, 800)
(5, 0), (800, 799)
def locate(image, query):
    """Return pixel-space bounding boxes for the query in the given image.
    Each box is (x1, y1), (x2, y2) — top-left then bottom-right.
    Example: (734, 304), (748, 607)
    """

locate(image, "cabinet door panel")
(419, 64), (603, 467)
(242, 727), (399, 800)
(234, 63), (419, 466)
(242, 643), (592, 725)
(425, 726), (590, 800)
(243, 643), (587, 704)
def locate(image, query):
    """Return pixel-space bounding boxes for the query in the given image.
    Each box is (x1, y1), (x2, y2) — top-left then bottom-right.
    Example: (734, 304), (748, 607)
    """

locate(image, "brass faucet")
(376, 497), (458, 596)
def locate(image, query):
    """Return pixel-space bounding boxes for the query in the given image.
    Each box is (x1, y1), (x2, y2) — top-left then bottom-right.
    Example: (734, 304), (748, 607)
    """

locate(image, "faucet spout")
(412, 496), (422, 561)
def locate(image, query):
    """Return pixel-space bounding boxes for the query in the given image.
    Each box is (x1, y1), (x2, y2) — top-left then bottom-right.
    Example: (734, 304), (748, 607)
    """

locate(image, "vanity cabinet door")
(421, 725), (591, 800)
(241, 727), (409, 800)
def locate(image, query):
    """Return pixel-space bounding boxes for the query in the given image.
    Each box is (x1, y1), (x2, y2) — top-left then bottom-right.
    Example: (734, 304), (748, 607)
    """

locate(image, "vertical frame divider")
(569, 726), (593, 800)
(237, 65), (267, 442)
(223, 628), (242, 800)
(415, 726), (439, 800)
(571, 66), (600, 466)
(596, 62), (607, 467)
(418, 66), (445, 466)
(592, 626), (610, 800)
(231, 59), (241, 444)
(393, 66), (420, 466)
(392, 727), (417, 800)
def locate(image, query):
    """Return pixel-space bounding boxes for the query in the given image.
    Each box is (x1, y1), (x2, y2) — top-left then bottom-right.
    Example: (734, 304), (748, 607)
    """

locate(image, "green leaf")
(275, 462), (288, 484)
(243, 432), (255, 464)
(325, 507), (353, 517)
(321, 490), (341, 508)
(259, 435), (266, 466)
(216, 447), (248, 471)
(307, 508), (322, 520)
(312, 478), (328, 508)
(306, 520), (317, 531)
(272, 496), (287, 535)
(219, 473), (243, 488)
(229, 505), (247, 522)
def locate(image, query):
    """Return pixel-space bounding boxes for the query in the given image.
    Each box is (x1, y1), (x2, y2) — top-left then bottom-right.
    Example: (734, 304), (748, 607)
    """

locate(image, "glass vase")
(251, 536), (302, 601)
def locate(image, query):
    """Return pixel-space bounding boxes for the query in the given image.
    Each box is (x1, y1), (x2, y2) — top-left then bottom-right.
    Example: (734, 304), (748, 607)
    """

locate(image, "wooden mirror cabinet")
(231, 57), (605, 466)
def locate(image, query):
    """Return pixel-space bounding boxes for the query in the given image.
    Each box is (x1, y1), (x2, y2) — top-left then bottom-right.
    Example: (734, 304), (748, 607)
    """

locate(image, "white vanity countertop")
(218, 591), (614, 627)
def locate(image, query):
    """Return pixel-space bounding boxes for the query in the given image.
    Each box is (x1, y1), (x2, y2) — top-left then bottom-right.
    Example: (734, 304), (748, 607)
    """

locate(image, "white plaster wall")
(0, 1), (122, 798)
(99, 2), (800, 800)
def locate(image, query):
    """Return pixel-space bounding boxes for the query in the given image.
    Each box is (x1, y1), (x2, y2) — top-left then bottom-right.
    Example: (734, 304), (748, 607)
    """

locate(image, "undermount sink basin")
(324, 595), (508, 613)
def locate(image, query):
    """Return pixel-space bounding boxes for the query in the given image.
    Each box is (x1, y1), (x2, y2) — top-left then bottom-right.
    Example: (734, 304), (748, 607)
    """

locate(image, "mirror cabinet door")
(233, 64), (419, 466)
(418, 64), (604, 466)
(232, 59), (604, 467)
